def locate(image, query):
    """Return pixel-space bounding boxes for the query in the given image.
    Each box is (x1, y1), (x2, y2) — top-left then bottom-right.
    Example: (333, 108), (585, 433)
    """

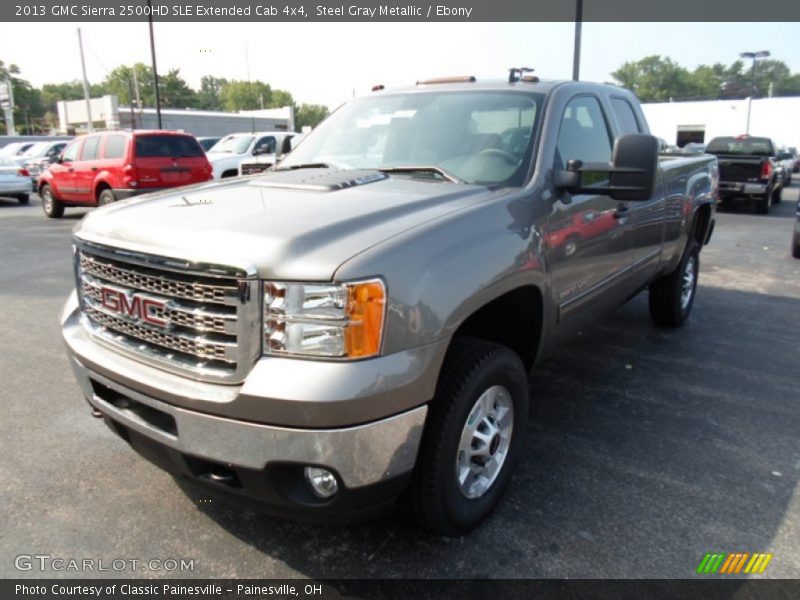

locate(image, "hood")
(206, 152), (245, 164)
(75, 168), (497, 280)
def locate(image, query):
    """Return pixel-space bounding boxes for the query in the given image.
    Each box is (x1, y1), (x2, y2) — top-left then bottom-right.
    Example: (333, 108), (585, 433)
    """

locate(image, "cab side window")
(610, 97), (642, 135)
(61, 140), (81, 163)
(556, 96), (612, 167)
(254, 136), (276, 154)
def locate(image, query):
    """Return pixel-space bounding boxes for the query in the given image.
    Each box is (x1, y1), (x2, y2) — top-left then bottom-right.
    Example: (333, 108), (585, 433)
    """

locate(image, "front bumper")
(61, 294), (433, 519)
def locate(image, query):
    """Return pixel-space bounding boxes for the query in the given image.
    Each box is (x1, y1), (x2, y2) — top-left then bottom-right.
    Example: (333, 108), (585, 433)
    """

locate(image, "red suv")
(38, 130), (213, 218)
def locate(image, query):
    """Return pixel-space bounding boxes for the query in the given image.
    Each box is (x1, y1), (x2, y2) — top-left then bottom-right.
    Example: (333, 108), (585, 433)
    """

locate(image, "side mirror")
(556, 134), (659, 201)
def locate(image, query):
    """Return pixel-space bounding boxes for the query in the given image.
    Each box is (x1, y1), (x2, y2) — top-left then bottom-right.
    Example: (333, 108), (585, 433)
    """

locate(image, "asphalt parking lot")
(1, 187), (798, 580)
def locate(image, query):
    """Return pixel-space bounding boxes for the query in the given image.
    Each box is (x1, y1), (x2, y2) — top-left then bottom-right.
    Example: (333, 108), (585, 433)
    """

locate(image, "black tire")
(792, 230), (800, 259)
(771, 185), (782, 205)
(649, 240), (700, 327)
(403, 338), (529, 536)
(756, 191), (771, 215)
(97, 188), (116, 206)
(40, 185), (64, 218)
(16, 194), (30, 205)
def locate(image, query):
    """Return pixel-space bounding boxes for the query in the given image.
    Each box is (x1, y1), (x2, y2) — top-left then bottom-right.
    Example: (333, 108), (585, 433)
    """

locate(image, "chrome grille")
(80, 253), (234, 305)
(75, 243), (260, 383)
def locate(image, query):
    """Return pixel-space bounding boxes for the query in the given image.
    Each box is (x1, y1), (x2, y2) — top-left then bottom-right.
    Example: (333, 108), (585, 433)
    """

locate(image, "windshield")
(706, 137), (775, 156)
(281, 90), (544, 186)
(208, 135), (254, 154)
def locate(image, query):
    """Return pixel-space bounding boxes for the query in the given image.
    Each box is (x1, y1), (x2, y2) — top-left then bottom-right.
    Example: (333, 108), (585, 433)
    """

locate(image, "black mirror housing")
(555, 134), (659, 202)
(609, 134), (659, 201)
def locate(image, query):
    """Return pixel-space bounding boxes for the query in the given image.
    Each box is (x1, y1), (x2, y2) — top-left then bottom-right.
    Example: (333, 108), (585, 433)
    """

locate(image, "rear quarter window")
(610, 97), (642, 135)
(134, 135), (204, 158)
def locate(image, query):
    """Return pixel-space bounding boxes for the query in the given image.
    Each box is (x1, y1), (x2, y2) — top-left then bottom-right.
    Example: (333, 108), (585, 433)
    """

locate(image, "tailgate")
(714, 155), (765, 183)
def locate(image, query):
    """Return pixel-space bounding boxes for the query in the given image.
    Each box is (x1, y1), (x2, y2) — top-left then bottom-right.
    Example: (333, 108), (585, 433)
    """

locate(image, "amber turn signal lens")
(344, 280), (386, 358)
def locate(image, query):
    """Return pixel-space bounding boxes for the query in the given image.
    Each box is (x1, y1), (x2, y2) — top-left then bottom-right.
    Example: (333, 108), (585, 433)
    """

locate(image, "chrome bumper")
(61, 293), (429, 489)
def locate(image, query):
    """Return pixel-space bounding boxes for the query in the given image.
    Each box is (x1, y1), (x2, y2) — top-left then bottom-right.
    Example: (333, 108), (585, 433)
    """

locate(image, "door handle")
(91, 167), (98, 171)
(67, 168), (74, 172)
(613, 204), (629, 219)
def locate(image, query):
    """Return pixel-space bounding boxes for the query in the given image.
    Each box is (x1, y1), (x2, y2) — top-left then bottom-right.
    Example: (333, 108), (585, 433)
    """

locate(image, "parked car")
(706, 135), (784, 213)
(197, 136), (221, 152)
(777, 149), (795, 185)
(61, 76), (718, 535)
(237, 132), (297, 175)
(0, 156), (33, 203)
(793, 200), (800, 259)
(0, 141), (35, 157)
(17, 141), (69, 182)
(206, 132), (292, 179)
(37, 130), (213, 218)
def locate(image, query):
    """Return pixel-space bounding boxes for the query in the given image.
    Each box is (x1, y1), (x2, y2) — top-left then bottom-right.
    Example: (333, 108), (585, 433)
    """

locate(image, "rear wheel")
(649, 240), (700, 327)
(403, 338), (529, 535)
(40, 185), (64, 218)
(98, 188), (116, 206)
(16, 194), (30, 205)
(771, 185), (782, 205)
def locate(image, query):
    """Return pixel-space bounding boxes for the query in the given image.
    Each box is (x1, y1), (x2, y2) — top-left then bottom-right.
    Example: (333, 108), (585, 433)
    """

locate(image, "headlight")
(263, 279), (386, 358)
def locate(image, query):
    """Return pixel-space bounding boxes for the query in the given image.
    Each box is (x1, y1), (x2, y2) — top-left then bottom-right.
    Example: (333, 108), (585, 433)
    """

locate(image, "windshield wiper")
(377, 166), (463, 184)
(274, 162), (332, 171)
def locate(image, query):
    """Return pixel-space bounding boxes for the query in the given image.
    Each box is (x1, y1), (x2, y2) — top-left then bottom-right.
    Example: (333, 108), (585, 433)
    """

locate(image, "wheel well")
(452, 286), (542, 371)
(692, 204), (712, 246)
(94, 182), (111, 200)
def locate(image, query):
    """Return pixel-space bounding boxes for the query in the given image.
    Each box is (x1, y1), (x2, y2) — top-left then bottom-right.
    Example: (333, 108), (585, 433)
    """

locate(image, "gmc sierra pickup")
(61, 76), (718, 535)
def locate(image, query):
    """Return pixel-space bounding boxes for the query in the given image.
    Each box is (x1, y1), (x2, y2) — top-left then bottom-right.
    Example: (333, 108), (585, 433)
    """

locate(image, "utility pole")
(739, 50), (770, 135)
(147, 0), (162, 128)
(0, 72), (16, 136)
(572, 0), (583, 81)
(77, 28), (94, 132)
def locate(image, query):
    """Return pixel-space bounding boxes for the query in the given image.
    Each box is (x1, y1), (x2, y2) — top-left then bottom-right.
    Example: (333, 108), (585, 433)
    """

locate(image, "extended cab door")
(608, 96), (665, 282)
(72, 135), (101, 203)
(547, 94), (633, 322)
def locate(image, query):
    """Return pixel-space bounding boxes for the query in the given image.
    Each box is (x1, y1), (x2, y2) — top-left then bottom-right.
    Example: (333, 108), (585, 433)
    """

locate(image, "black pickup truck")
(706, 135), (784, 214)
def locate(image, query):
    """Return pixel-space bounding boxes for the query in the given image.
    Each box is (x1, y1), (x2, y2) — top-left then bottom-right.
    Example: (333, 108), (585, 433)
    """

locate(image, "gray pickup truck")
(61, 76), (717, 535)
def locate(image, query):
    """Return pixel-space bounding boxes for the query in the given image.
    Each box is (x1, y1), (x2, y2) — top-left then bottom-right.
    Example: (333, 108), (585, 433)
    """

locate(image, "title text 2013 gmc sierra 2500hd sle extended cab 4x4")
(61, 74), (718, 535)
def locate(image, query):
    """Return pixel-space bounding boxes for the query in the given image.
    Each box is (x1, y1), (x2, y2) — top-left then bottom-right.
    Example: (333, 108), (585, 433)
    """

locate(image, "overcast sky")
(1, 22), (798, 108)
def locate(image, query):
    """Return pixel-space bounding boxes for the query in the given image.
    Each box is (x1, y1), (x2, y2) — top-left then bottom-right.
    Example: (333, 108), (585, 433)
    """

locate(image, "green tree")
(198, 75), (227, 110)
(159, 68), (198, 109)
(220, 80), (272, 111)
(613, 55), (800, 102)
(1, 60), (46, 133)
(294, 103), (329, 130)
(103, 63), (154, 107)
(611, 55), (695, 102)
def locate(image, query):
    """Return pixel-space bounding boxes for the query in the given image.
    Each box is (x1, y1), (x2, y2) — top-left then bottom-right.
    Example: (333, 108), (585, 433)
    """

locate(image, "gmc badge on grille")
(100, 287), (168, 328)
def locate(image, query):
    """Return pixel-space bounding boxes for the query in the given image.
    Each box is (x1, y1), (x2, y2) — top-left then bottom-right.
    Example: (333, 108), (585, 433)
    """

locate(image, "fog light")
(304, 467), (338, 499)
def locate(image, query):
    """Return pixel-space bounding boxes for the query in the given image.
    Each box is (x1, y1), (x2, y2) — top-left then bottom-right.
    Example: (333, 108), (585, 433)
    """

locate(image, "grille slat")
(81, 276), (236, 334)
(77, 249), (250, 379)
(80, 254), (237, 305)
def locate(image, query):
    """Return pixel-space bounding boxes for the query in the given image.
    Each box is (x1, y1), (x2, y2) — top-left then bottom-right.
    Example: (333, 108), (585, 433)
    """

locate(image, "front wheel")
(40, 185), (64, 218)
(649, 240), (700, 327)
(403, 338), (529, 535)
